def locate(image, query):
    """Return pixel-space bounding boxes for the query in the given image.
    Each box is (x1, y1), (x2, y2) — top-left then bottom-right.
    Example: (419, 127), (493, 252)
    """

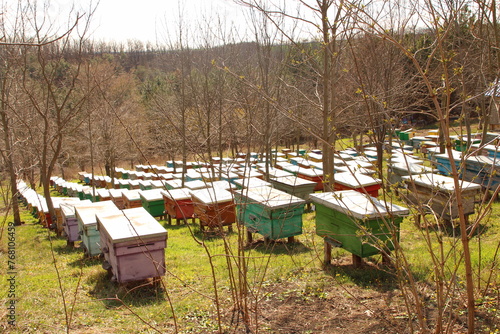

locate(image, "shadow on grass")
(67, 253), (104, 268)
(53, 241), (86, 255)
(322, 256), (399, 292)
(191, 223), (238, 240)
(87, 271), (165, 308)
(247, 238), (311, 255)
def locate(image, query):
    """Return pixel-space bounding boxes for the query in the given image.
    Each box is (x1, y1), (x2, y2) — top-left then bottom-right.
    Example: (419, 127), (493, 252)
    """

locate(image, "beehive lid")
(471, 143), (500, 153)
(333, 172), (381, 187)
(265, 168), (294, 178)
(345, 160), (373, 169)
(139, 180), (152, 187)
(184, 180), (208, 190)
(402, 173), (482, 192)
(290, 157), (308, 165)
(310, 190), (409, 219)
(172, 173), (184, 179)
(240, 186), (305, 209)
(334, 153), (355, 161)
(118, 179), (129, 187)
(97, 207), (167, 243)
(221, 171), (240, 179)
(390, 156), (424, 165)
(151, 180), (168, 188)
(109, 188), (124, 198)
(139, 189), (163, 201)
(60, 199), (92, 217)
(297, 168), (323, 177)
(161, 188), (192, 201)
(390, 163), (433, 174)
(160, 173), (174, 180)
(271, 176), (316, 187)
(466, 155), (500, 166)
(123, 190), (141, 201)
(191, 188), (233, 205)
(52, 197), (82, 209)
(96, 188), (110, 198)
(283, 165), (301, 174)
(210, 180), (236, 191)
(276, 161), (295, 169)
(234, 177), (272, 189)
(434, 150), (462, 161)
(309, 161), (323, 169)
(166, 179), (183, 189)
(307, 152), (323, 160)
(236, 169), (263, 178)
(75, 201), (120, 227)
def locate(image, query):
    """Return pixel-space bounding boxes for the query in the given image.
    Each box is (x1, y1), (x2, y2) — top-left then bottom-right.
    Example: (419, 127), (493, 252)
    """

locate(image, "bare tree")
(13, 2), (95, 229)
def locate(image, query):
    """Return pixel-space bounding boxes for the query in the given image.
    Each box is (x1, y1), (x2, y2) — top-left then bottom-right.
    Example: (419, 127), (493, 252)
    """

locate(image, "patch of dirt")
(243, 281), (411, 334)
(209, 261), (498, 334)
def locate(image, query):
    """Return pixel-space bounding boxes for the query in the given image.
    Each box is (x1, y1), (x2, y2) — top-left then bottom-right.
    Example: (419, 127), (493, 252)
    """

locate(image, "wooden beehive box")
(296, 168), (324, 191)
(139, 180), (153, 190)
(109, 188), (126, 210)
(461, 155), (500, 190)
(97, 207), (168, 283)
(161, 188), (194, 222)
(434, 151), (462, 176)
(150, 180), (168, 189)
(261, 167), (294, 179)
(129, 180), (140, 189)
(310, 190), (409, 258)
(307, 152), (323, 163)
(166, 179), (183, 190)
(75, 201), (120, 256)
(61, 199), (92, 244)
(184, 180), (209, 191)
(191, 188), (236, 231)
(114, 167), (124, 179)
(139, 189), (165, 218)
(78, 172), (88, 183)
(402, 173), (481, 222)
(270, 176), (316, 201)
(234, 177), (272, 189)
(388, 163), (434, 186)
(117, 179), (130, 190)
(234, 186), (305, 241)
(97, 188), (111, 202)
(123, 190), (142, 209)
(236, 169), (264, 179)
(53, 197), (84, 235)
(332, 172), (381, 197)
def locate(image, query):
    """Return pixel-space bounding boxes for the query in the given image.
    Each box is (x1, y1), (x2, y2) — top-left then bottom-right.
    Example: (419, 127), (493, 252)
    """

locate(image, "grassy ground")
(1, 144), (500, 333)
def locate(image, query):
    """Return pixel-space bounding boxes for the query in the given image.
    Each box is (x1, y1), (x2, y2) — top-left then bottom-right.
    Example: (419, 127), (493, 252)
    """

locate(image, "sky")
(49, 0), (250, 46)
(2, 0), (326, 47)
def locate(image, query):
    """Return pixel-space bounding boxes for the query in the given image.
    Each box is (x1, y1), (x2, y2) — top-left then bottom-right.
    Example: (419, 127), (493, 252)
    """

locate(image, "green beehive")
(310, 191), (408, 258)
(139, 189), (165, 217)
(235, 186), (305, 240)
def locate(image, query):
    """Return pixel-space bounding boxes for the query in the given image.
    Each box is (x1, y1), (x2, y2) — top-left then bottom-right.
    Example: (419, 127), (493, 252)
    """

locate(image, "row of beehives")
(386, 134), (497, 224)
(24, 172), (410, 275)
(394, 128), (500, 157)
(18, 180), (168, 284)
(24, 141), (490, 284)
(44, 146), (406, 270)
